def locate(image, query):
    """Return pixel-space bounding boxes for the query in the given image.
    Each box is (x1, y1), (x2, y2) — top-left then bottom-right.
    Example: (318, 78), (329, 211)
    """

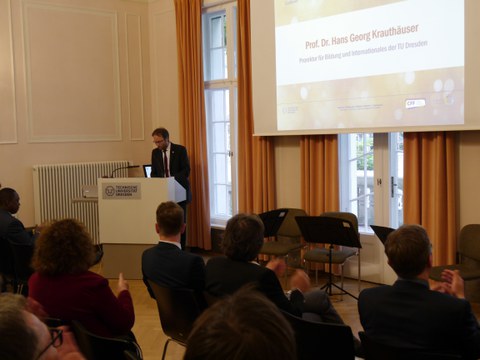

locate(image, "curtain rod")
(202, 0), (236, 10)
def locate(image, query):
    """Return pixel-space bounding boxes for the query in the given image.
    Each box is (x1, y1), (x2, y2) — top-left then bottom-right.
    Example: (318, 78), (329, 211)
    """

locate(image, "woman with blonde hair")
(28, 218), (135, 338)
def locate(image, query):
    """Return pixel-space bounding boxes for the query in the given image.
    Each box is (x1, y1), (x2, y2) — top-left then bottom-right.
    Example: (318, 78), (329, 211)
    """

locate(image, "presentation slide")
(250, 0), (480, 136)
(274, 0), (464, 131)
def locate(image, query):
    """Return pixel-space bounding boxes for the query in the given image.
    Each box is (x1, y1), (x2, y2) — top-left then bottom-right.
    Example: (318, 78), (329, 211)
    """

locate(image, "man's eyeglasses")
(36, 328), (63, 359)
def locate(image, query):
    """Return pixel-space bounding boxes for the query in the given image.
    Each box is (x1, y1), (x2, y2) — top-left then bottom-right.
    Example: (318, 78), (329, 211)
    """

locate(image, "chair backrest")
(458, 224), (480, 262)
(147, 279), (205, 345)
(124, 350), (142, 360)
(277, 208), (308, 241)
(8, 240), (34, 283)
(359, 331), (461, 360)
(71, 320), (142, 360)
(282, 310), (355, 360)
(0, 235), (14, 276)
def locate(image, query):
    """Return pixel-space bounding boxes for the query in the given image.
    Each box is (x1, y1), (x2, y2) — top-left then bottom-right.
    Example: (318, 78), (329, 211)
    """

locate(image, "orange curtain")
(174, 0), (211, 249)
(300, 135), (340, 272)
(300, 135), (339, 215)
(403, 131), (456, 265)
(237, 0), (276, 214)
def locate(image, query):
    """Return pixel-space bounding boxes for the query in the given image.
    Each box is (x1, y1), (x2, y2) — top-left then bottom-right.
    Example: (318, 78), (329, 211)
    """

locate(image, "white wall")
(0, 0), (180, 227)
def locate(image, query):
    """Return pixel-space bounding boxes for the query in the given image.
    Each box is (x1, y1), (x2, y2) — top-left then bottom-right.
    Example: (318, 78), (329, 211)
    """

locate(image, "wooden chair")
(359, 331), (461, 360)
(147, 279), (206, 360)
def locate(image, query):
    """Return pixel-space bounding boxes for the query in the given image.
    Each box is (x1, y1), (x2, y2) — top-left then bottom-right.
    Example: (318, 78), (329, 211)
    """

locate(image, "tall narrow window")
(202, 3), (238, 226)
(339, 132), (404, 233)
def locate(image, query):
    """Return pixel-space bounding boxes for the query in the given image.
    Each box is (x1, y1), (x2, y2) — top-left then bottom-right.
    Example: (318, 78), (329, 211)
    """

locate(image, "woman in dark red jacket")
(28, 218), (135, 338)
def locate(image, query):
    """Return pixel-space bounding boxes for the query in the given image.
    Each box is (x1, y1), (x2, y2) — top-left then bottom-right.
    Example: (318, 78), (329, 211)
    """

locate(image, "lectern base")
(102, 244), (155, 279)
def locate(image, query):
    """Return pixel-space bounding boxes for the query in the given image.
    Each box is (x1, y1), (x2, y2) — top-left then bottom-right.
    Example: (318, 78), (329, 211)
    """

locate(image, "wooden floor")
(99, 258), (480, 360)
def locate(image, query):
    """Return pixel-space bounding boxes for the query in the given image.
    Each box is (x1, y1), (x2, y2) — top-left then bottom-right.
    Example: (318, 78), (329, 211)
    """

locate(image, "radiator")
(32, 161), (130, 244)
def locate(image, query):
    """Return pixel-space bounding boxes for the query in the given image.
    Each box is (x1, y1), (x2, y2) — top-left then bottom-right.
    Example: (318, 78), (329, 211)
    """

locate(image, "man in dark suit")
(206, 213), (345, 324)
(358, 224), (480, 359)
(0, 188), (36, 284)
(142, 201), (205, 299)
(151, 127), (191, 249)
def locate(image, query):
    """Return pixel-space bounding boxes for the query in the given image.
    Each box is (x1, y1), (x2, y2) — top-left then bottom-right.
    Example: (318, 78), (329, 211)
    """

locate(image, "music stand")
(259, 209), (289, 238)
(370, 225), (395, 245)
(295, 216), (362, 300)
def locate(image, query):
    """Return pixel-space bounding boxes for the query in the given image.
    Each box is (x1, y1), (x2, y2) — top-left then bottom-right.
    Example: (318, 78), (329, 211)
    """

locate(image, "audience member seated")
(142, 201), (205, 298)
(0, 292), (86, 360)
(358, 224), (480, 359)
(28, 219), (136, 339)
(184, 285), (296, 360)
(0, 188), (38, 285)
(205, 213), (345, 324)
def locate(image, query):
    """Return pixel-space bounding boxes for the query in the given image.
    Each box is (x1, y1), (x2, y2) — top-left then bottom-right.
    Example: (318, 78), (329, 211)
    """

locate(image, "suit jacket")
(142, 241), (205, 298)
(151, 142), (191, 203)
(205, 256), (303, 316)
(28, 271), (134, 338)
(0, 209), (35, 274)
(358, 279), (480, 359)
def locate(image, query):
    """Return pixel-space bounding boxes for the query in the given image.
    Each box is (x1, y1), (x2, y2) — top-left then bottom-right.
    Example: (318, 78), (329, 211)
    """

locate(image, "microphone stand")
(110, 165), (140, 178)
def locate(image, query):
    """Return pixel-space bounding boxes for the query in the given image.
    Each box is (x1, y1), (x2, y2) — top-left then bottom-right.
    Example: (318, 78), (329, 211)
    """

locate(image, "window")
(202, 3), (238, 226)
(339, 132), (404, 233)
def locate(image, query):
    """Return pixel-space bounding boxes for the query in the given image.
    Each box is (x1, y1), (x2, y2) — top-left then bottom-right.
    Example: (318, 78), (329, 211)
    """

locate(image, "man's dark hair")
(184, 286), (296, 360)
(152, 127), (170, 139)
(156, 201), (184, 237)
(222, 213), (264, 261)
(0, 187), (16, 208)
(384, 224), (431, 279)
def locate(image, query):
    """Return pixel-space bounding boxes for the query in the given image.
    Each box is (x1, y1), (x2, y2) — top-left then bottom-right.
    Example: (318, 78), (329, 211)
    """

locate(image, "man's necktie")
(163, 150), (169, 177)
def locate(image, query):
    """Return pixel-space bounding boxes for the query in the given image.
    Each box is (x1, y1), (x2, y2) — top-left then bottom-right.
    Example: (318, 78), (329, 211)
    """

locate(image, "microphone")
(109, 165), (140, 178)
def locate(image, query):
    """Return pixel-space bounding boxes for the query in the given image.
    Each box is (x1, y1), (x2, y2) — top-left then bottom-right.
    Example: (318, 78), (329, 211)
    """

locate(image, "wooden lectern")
(98, 177), (186, 279)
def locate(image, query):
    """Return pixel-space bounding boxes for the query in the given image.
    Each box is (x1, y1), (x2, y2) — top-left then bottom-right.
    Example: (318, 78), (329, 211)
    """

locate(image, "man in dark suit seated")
(205, 213), (345, 324)
(0, 188), (37, 290)
(141, 201), (205, 299)
(358, 224), (480, 359)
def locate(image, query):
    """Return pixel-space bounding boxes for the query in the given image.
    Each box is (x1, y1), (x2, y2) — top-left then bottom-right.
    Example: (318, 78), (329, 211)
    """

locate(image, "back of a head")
(384, 224), (431, 279)
(32, 218), (95, 276)
(184, 287), (296, 360)
(0, 294), (38, 360)
(156, 201), (184, 237)
(222, 213), (265, 262)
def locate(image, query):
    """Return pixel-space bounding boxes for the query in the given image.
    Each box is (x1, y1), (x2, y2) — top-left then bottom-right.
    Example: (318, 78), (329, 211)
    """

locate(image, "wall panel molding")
(126, 12), (145, 141)
(0, 0), (18, 144)
(22, 1), (122, 143)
